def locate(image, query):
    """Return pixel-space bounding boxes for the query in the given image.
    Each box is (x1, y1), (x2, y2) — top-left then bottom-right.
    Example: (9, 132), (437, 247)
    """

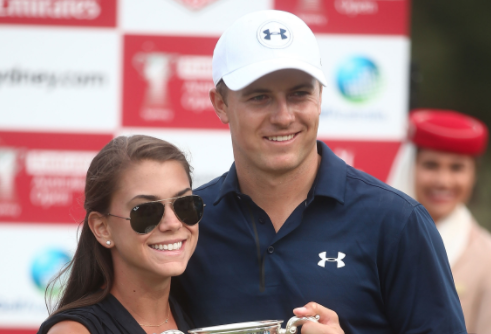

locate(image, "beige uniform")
(437, 205), (491, 334)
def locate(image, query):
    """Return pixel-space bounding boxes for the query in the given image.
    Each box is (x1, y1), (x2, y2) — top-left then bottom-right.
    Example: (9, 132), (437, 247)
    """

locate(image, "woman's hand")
(293, 302), (344, 334)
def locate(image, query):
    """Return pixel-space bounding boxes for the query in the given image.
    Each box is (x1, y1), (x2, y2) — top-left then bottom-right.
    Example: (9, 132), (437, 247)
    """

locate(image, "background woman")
(37, 135), (204, 334)
(408, 109), (491, 334)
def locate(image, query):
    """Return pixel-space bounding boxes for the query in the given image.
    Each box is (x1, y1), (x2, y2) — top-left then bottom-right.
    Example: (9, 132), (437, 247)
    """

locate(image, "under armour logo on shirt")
(263, 28), (288, 40)
(318, 252), (346, 268)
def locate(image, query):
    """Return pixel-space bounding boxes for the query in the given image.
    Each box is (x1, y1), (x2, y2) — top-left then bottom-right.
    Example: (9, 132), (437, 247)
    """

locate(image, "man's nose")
(270, 96), (295, 126)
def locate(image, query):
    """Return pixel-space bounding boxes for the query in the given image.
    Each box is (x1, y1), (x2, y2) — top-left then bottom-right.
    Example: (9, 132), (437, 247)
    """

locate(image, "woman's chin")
(153, 262), (188, 278)
(428, 204), (458, 223)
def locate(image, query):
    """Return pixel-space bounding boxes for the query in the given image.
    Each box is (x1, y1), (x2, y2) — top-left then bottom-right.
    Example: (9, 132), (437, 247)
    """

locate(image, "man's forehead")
(238, 70), (319, 93)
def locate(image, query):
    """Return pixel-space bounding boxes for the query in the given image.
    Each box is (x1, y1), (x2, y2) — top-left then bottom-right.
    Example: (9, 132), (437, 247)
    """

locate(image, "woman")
(408, 109), (491, 334)
(38, 135), (204, 334)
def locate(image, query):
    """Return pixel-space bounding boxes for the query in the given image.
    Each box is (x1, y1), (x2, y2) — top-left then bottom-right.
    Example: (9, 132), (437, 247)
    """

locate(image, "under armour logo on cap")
(318, 252), (346, 268)
(212, 10), (327, 90)
(257, 21), (293, 49)
(263, 28), (287, 40)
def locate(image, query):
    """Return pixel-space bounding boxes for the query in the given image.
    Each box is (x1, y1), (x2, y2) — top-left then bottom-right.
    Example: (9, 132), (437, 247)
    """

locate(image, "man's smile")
(265, 133), (297, 142)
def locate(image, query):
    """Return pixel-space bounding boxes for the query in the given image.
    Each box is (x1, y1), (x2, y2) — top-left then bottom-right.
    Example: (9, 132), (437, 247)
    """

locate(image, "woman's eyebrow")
(130, 188), (192, 202)
(131, 194), (159, 201)
(175, 187), (192, 197)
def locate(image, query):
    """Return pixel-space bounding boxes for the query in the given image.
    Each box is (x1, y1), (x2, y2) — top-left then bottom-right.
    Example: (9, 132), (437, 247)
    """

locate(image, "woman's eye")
(422, 161), (438, 170)
(450, 164), (464, 172)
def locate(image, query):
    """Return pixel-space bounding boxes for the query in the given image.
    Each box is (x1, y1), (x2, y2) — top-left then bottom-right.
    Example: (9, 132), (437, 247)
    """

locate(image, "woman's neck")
(110, 267), (176, 332)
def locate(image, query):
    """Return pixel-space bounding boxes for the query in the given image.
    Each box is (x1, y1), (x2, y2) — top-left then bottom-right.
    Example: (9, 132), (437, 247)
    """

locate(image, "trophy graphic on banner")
(0, 148), (19, 201)
(296, 0), (327, 25)
(133, 52), (177, 122)
(297, 0), (324, 11)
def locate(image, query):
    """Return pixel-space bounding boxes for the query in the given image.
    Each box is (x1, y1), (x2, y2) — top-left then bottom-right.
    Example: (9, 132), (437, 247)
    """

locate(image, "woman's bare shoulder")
(46, 320), (91, 334)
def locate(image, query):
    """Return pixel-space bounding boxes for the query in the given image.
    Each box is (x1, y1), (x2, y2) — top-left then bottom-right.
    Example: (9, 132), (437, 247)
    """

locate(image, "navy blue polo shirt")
(172, 141), (466, 334)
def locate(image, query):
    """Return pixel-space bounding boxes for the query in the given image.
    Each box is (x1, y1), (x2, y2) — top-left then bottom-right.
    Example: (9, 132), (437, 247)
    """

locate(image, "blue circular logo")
(31, 248), (71, 294)
(336, 56), (381, 103)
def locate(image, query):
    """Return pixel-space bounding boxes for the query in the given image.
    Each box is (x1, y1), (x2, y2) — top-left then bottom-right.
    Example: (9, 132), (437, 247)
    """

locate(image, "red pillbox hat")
(409, 109), (488, 156)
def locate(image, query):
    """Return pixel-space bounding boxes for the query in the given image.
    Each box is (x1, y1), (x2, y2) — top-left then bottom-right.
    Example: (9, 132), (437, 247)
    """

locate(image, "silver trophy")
(157, 315), (319, 334)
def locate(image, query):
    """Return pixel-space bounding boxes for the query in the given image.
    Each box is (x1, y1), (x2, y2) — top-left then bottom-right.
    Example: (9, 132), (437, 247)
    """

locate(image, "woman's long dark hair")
(46, 135), (192, 315)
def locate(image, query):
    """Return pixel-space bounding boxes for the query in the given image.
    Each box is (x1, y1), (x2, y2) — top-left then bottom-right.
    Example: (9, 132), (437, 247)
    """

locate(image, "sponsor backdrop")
(0, 0), (409, 331)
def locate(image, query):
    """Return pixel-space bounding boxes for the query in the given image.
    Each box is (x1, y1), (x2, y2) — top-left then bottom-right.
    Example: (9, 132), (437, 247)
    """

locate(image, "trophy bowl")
(187, 315), (320, 334)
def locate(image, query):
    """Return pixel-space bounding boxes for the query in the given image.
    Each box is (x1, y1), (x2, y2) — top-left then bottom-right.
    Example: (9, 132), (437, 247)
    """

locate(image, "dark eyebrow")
(130, 187), (192, 202)
(242, 82), (315, 97)
(175, 187), (192, 197)
(290, 83), (315, 91)
(241, 87), (271, 97)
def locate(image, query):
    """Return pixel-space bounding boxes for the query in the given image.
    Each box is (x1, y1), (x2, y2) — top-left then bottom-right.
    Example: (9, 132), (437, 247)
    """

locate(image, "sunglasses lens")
(130, 202), (164, 234)
(173, 195), (204, 226)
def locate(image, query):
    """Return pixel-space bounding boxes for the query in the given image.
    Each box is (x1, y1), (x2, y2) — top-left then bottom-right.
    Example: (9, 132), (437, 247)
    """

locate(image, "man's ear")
(88, 211), (113, 248)
(209, 87), (230, 124)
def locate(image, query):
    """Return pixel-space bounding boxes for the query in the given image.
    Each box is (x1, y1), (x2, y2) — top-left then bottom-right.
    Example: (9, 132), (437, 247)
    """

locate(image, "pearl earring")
(106, 240), (111, 246)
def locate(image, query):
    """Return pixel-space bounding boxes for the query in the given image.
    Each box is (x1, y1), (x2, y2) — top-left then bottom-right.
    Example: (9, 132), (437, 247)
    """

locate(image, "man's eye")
(291, 91), (309, 97)
(250, 95), (267, 101)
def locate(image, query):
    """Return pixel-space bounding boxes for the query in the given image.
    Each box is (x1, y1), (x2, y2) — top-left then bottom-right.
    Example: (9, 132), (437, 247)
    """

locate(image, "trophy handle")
(280, 315), (320, 334)
(133, 52), (147, 76)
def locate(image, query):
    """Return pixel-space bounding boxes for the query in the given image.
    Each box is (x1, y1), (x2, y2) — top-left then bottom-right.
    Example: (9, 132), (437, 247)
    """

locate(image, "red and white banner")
(0, 131), (113, 224)
(122, 35), (225, 129)
(322, 140), (402, 181)
(275, 0), (408, 35)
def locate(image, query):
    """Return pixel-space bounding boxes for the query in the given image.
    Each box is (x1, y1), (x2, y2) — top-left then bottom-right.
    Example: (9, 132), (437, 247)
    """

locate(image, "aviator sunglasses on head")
(107, 195), (205, 234)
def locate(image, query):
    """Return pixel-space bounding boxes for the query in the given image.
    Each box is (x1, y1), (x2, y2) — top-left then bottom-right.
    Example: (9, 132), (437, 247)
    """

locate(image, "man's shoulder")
(194, 172), (228, 198)
(344, 164), (419, 208)
(340, 165), (426, 226)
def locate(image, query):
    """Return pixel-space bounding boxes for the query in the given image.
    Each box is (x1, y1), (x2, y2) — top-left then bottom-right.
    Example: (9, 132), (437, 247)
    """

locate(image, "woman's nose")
(158, 205), (182, 232)
(434, 169), (453, 187)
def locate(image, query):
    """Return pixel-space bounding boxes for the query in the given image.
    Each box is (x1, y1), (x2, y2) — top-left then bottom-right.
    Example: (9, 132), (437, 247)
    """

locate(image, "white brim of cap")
(221, 58), (328, 91)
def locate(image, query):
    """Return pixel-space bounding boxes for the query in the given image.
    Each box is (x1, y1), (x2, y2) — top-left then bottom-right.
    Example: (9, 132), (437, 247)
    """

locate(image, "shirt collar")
(213, 141), (346, 205)
(312, 140), (346, 204)
(213, 162), (241, 205)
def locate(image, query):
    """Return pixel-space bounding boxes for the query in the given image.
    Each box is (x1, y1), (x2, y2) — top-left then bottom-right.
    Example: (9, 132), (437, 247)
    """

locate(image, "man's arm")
(382, 205), (466, 333)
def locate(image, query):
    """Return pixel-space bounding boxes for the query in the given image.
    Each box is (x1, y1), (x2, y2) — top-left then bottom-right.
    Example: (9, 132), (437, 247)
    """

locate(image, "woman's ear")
(88, 211), (113, 248)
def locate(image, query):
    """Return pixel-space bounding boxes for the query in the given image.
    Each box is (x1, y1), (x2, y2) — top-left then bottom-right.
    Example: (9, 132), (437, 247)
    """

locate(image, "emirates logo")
(173, 0), (219, 11)
(0, 0), (101, 20)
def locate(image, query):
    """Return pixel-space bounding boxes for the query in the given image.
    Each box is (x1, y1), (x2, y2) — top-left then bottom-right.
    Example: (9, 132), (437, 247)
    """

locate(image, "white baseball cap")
(212, 10), (327, 91)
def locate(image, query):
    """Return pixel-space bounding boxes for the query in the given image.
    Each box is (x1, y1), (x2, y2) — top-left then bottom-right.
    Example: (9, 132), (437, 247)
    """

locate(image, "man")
(172, 10), (466, 334)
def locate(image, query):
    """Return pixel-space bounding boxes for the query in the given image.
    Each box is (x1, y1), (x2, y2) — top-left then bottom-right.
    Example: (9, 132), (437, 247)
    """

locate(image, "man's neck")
(236, 149), (321, 232)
